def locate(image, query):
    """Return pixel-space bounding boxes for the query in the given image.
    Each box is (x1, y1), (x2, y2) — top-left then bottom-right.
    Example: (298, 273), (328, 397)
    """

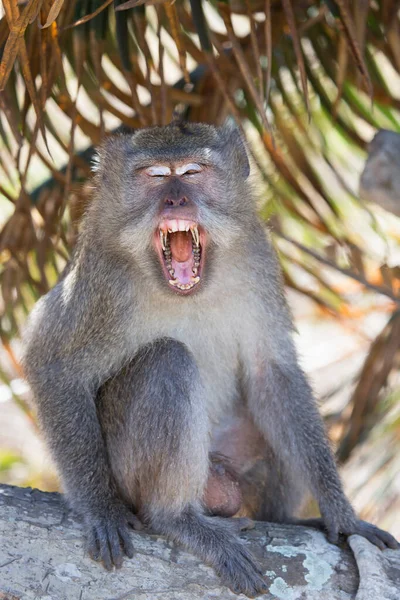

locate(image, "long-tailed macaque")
(23, 123), (398, 597)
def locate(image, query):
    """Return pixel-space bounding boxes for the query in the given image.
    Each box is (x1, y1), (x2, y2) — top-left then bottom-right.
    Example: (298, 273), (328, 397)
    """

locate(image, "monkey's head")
(92, 122), (252, 295)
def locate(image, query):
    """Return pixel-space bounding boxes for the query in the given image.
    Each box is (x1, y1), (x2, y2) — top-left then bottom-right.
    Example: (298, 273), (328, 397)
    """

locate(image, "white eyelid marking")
(176, 163), (203, 176)
(146, 166), (171, 177)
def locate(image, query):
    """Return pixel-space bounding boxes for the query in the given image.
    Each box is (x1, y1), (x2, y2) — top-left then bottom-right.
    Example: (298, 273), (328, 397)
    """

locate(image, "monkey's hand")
(84, 500), (143, 570)
(324, 517), (399, 551)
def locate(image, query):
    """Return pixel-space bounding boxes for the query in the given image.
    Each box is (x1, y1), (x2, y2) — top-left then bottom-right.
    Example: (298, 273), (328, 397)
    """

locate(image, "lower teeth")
(162, 234), (201, 290)
(168, 276), (200, 290)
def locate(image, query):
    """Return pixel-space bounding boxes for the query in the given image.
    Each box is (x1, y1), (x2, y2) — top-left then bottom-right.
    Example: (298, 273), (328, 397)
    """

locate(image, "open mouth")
(156, 219), (203, 293)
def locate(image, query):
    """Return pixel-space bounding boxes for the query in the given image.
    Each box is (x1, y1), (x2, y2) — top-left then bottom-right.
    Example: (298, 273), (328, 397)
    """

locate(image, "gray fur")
(23, 122), (398, 597)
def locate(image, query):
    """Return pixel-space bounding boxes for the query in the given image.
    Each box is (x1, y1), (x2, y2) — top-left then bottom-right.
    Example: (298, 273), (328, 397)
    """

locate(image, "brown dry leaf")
(264, 0), (272, 105)
(281, 0), (309, 114)
(0, 0), (43, 90)
(339, 310), (400, 461)
(334, 0), (372, 97)
(116, 0), (165, 8)
(1, 0), (49, 153)
(220, 5), (270, 131)
(63, 0), (114, 30)
(333, 31), (348, 116)
(245, 0), (263, 98)
(164, 1), (190, 84)
(39, 0), (65, 28)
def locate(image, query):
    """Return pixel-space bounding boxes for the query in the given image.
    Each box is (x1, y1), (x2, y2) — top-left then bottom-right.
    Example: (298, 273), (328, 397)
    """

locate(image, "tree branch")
(0, 485), (399, 599)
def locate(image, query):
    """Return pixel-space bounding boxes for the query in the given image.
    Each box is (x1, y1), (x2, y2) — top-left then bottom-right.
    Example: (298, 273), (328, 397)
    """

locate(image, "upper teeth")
(161, 219), (192, 233)
(159, 220), (200, 247)
(160, 230), (168, 251)
(190, 225), (199, 247)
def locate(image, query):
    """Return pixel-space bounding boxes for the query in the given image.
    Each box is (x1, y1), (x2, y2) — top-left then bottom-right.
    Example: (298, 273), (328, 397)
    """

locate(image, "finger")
(363, 532), (386, 551)
(107, 525), (124, 569)
(234, 517), (255, 532)
(327, 530), (339, 545)
(98, 528), (113, 571)
(239, 547), (266, 577)
(356, 522), (399, 550)
(86, 527), (100, 561)
(119, 526), (134, 558)
(372, 528), (399, 550)
(126, 513), (143, 531)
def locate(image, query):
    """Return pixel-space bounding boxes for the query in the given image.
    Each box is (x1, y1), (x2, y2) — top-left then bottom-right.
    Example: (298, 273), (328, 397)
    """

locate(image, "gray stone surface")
(0, 484), (399, 600)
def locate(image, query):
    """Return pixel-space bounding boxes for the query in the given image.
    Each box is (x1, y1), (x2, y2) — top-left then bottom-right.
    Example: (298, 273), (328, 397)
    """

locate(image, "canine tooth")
(190, 225), (200, 247)
(191, 276), (200, 284)
(169, 279), (178, 286)
(160, 230), (168, 251)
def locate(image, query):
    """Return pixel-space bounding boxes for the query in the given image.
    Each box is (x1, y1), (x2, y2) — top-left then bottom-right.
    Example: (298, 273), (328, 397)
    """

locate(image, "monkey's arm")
(248, 357), (397, 549)
(23, 274), (140, 568)
(245, 236), (398, 550)
(32, 362), (140, 567)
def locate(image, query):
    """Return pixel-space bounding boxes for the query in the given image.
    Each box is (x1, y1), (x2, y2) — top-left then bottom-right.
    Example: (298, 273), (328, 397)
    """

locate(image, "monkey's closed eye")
(146, 166), (171, 177)
(176, 163), (203, 176)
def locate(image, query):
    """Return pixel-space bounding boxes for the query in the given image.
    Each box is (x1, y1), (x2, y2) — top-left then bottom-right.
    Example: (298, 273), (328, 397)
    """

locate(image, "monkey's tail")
(150, 506), (268, 596)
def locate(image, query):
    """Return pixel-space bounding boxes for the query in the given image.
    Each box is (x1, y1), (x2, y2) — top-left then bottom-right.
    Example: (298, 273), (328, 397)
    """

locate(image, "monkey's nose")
(164, 197), (188, 207)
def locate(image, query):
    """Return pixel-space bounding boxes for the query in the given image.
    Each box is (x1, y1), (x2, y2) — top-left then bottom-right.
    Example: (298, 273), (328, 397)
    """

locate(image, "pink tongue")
(170, 231), (192, 262)
(169, 232), (195, 285)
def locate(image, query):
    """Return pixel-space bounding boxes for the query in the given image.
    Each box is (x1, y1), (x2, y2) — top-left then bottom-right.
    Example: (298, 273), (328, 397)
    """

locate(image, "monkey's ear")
(219, 120), (250, 179)
(92, 134), (134, 173)
(91, 151), (101, 172)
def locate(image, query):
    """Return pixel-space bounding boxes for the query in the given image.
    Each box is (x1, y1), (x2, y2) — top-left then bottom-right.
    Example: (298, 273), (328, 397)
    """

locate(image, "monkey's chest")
(184, 327), (241, 420)
(130, 305), (252, 421)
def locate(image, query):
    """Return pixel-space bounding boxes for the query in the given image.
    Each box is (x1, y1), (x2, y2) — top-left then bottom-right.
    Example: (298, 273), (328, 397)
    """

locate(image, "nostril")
(179, 197), (187, 206)
(164, 198), (174, 206)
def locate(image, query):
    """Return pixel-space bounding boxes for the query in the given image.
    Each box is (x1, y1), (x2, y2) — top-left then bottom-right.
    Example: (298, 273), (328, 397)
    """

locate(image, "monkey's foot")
(216, 541), (269, 598)
(232, 517), (256, 532)
(316, 517), (399, 551)
(215, 516), (255, 532)
(85, 502), (140, 570)
(339, 520), (399, 551)
(295, 517), (398, 551)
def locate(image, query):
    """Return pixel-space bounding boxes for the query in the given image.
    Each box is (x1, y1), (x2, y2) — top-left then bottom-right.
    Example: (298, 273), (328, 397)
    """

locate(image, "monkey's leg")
(206, 411), (305, 523)
(246, 360), (398, 550)
(239, 451), (307, 523)
(99, 338), (268, 597)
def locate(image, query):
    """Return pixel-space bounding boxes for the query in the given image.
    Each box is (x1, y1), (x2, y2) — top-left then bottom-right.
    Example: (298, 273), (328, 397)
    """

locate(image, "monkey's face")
(143, 161), (206, 295)
(94, 123), (252, 296)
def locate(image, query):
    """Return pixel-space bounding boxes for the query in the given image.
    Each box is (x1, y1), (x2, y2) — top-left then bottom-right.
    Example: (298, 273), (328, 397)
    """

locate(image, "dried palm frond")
(0, 0), (399, 471)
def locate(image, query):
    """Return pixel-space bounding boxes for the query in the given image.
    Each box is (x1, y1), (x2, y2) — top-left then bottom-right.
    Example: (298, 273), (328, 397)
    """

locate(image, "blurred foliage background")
(0, 0), (399, 534)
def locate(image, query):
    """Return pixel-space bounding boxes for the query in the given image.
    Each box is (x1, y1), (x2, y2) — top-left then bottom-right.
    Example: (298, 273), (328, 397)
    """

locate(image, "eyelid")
(176, 163), (203, 176)
(146, 166), (171, 177)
